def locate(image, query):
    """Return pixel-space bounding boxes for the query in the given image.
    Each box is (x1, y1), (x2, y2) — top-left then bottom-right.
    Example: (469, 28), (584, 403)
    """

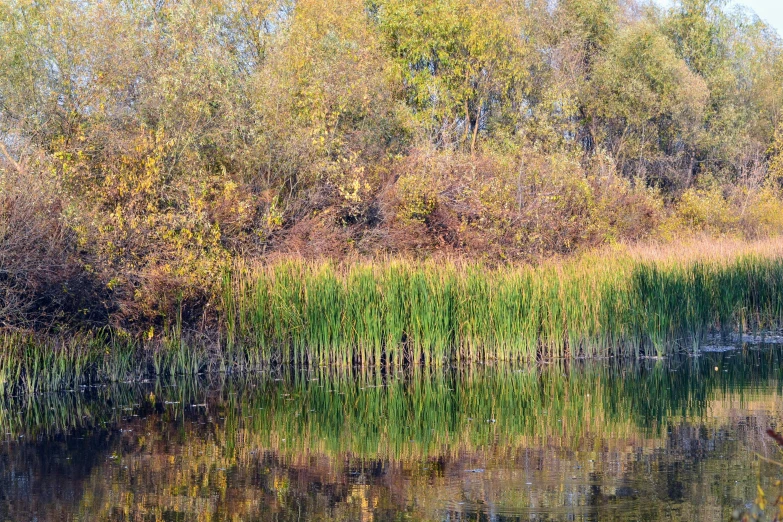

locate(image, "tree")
(371, 0), (529, 153)
(587, 22), (708, 186)
(662, 0), (783, 181)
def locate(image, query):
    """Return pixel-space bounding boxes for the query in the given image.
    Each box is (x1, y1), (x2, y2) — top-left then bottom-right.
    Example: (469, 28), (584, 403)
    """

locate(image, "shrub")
(0, 159), (103, 327)
(738, 186), (783, 237)
(395, 172), (438, 223)
(670, 175), (783, 239)
(54, 127), (255, 326)
(673, 182), (738, 235)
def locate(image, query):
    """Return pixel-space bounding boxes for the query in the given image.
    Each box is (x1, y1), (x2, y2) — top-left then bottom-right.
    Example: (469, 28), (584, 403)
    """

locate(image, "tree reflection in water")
(2, 345), (783, 521)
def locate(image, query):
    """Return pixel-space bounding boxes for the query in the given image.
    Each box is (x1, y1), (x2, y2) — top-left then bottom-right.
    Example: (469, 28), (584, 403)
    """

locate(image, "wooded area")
(1, 0), (783, 329)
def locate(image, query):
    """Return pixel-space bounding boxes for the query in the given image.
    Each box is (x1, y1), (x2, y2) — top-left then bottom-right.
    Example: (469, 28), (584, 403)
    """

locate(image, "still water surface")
(3, 345), (783, 521)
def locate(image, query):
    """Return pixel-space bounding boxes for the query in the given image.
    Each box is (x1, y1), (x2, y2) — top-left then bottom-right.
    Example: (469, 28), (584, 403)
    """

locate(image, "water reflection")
(2, 346), (783, 521)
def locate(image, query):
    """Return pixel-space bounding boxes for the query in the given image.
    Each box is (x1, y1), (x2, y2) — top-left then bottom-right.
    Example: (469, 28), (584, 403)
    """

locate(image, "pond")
(3, 344), (783, 521)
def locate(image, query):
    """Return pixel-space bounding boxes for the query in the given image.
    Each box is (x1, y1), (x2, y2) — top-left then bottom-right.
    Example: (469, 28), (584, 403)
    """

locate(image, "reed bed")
(224, 253), (783, 366)
(0, 329), (217, 397)
(1, 247), (782, 396)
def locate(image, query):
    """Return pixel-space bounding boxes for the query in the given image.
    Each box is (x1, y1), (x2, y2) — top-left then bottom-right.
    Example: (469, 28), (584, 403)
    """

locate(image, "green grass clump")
(223, 254), (783, 366)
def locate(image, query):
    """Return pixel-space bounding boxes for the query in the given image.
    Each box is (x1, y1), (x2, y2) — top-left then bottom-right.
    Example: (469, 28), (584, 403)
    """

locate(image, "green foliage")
(563, 0), (617, 45)
(663, 0), (783, 180)
(221, 253), (783, 366)
(588, 23), (708, 176)
(1, 0), (783, 332)
(372, 0), (528, 151)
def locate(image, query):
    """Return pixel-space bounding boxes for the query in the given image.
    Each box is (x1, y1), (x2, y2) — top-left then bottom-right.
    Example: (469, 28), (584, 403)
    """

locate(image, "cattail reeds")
(223, 252), (783, 366)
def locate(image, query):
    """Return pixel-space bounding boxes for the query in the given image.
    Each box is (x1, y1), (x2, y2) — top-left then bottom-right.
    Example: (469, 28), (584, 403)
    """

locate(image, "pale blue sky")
(724, 1), (782, 35)
(657, 1), (783, 36)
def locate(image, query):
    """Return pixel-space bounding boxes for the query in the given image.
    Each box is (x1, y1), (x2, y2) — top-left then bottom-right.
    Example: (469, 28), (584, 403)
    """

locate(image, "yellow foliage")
(769, 123), (783, 185)
(673, 184), (737, 234)
(3, 0), (783, 330)
(52, 126), (256, 322)
(669, 177), (783, 239)
(395, 172), (438, 223)
(740, 186), (783, 237)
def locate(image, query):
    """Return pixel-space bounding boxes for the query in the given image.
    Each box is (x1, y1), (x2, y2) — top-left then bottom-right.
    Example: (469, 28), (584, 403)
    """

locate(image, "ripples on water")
(2, 345), (783, 521)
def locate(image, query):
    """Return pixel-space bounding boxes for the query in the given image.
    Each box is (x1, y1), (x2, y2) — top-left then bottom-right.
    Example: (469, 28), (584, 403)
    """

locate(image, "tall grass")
(224, 253), (783, 366)
(0, 328), (214, 397)
(1, 246), (782, 396)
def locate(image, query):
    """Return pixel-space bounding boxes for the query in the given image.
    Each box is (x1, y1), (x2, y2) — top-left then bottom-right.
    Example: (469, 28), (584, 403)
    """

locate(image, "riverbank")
(1, 239), (782, 396)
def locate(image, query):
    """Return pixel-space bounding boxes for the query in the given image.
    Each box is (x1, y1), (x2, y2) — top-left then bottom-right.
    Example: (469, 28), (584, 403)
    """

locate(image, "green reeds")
(223, 254), (783, 366)
(0, 327), (212, 397)
(2, 250), (783, 396)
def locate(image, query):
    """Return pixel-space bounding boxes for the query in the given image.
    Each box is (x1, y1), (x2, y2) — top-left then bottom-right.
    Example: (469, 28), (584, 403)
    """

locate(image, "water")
(3, 345), (783, 521)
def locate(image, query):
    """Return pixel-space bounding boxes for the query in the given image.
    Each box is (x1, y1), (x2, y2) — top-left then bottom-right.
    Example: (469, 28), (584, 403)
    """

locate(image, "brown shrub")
(382, 148), (664, 260)
(0, 158), (106, 328)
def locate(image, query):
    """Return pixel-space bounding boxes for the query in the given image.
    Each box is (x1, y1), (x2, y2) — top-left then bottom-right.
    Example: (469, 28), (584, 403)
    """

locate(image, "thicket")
(1, 0), (783, 330)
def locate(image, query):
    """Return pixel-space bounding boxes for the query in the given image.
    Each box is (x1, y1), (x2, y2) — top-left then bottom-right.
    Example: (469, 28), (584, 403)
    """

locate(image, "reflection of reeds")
(4, 349), (783, 459)
(225, 253), (783, 365)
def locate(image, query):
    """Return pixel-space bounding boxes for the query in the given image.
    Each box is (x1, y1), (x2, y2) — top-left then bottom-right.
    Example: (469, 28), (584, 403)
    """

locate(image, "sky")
(657, 1), (783, 37)
(727, 1), (783, 35)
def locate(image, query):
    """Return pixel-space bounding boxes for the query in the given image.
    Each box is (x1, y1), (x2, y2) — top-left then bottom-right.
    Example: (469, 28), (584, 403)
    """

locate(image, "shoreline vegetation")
(0, 239), (782, 397)
(224, 242), (783, 364)
(3, 0), (783, 394)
